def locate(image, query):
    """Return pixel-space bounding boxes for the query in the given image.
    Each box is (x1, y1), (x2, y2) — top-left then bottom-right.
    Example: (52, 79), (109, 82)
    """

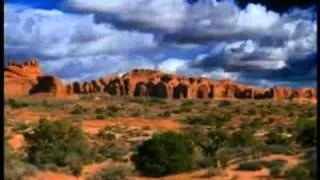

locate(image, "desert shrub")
(13, 121), (29, 133)
(5, 141), (38, 180)
(266, 159), (287, 177)
(270, 165), (282, 177)
(6, 98), (29, 108)
(97, 131), (116, 141)
(247, 109), (257, 115)
(203, 101), (211, 105)
(230, 130), (258, 147)
(107, 105), (121, 113)
(70, 104), (87, 115)
(158, 110), (171, 117)
(261, 144), (294, 155)
(265, 129), (290, 145)
(173, 106), (192, 114)
(132, 131), (193, 177)
(285, 164), (312, 180)
(248, 119), (263, 129)
(302, 147), (317, 178)
(185, 114), (230, 127)
(294, 118), (316, 147)
(218, 100), (231, 107)
(92, 142), (128, 162)
(88, 166), (131, 180)
(24, 119), (90, 174)
(149, 98), (167, 104)
(186, 128), (230, 168)
(237, 161), (264, 171)
(95, 108), (105, 114)
(181, 100), (195, 107)
(131, 110), (142, 117)
(96, 114), (106, 120)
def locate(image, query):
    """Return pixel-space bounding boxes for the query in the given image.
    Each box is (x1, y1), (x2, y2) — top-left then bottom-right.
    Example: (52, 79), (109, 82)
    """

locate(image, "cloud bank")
(4, 0), (317, 87)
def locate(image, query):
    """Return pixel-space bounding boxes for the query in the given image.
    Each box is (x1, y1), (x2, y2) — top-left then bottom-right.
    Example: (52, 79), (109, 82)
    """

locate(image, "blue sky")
(4, 0), (317, 88)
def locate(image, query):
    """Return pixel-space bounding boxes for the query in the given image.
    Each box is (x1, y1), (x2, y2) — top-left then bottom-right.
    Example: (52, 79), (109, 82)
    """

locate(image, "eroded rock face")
(4, 59), (67, 97)
(29, 76), (67, 97)
(5, 60), (42, 97)
(271, 86), (293, 100)
(297, 88), (316, 99)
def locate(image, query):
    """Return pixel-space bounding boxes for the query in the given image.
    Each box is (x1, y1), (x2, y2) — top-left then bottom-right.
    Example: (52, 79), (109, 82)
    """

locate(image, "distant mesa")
(4, 60), (317, 103)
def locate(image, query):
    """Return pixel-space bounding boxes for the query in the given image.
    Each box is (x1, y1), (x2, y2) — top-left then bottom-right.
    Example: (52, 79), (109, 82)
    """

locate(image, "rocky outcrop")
(29, 76), (67, 97)
(67, 69), (316, 102)
(4, 59), (67, 97)
(5, 60), (316, 102)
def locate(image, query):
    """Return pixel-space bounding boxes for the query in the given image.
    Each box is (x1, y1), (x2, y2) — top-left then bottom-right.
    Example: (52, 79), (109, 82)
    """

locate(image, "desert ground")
(5, 94), (316, 180)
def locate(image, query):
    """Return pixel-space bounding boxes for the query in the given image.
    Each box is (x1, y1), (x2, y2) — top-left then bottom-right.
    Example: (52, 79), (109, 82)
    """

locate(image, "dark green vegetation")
(4, 96), (317, 179)
(132, 132), (193, 177)
(24, 119), (90, 176)
(5, 141), (38, 180)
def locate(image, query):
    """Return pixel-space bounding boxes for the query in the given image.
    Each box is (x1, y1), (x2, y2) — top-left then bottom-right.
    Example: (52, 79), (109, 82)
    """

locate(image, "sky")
(4, 0), (317, 88)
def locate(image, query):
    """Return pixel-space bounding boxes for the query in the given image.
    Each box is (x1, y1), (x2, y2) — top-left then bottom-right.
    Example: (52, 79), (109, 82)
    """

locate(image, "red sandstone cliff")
(4, 59), (67, 97)
(4, 60), (317, 102)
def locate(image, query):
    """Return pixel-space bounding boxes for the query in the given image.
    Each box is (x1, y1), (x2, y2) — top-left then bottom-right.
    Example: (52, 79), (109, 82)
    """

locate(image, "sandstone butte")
(4, 60), (317, 102)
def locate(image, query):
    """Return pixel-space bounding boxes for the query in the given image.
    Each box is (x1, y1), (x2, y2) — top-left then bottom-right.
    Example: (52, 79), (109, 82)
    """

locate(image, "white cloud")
(4, 4), (158, 60)
(158, 58), (187, 73)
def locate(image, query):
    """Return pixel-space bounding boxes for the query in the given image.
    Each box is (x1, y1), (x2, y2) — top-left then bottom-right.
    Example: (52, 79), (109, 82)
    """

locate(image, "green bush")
(237, 161), (264, 171)
(294, 118), (316, 147)
(107, 105), (121, 113)
(92, 142), (128, 162)
(88, 166), (131, 180)
(149, 98), (167, 104)
(181, 100), (195, 107)
(185, 114), (230, 127)
(247, 109), (257, 115)
(261, 145), (294, 155)
(70, 105), (87, 115)
(5, 141), (38, 180)
(23, 119), (90, 174)
(96, 114), (106, 120)
(265, 129), (290, 145)
(230, 130), (258, 147)
(285, 164), (312, 180)
(158, 111), (171, 117)
(218, 100), (231, 107)
(132, 132), (193, 177)
(13, 122), (29, 133)
(6, 98), (29, 108)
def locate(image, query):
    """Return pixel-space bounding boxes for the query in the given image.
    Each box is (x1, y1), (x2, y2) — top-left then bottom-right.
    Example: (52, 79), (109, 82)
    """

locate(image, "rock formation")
(4, 59), (67, 97)
(4, 60), (317, 103)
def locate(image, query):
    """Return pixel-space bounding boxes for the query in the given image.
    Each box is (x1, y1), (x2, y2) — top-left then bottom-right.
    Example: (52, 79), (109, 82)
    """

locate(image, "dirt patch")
(8, 134), (25, 150)
(81, 118), (182, 134)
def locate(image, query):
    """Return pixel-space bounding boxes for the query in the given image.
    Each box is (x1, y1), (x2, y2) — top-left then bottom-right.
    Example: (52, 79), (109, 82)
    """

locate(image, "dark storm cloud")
(4, 0), (317, 87)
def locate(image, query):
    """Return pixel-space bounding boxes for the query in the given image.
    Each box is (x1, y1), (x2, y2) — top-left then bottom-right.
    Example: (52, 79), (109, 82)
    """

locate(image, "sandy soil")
(81, 118), (182, 134)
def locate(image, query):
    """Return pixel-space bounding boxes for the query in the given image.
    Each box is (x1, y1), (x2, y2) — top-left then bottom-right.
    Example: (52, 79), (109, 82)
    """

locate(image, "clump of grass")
(185, 114), (231, 127)
(6, 98), (29, 108)
(218, 100), (232, 107)
(172, 107), (192, 114)
(149, 98), (167, 104)
(70, 104), (87, 115)
(158, 111), (171, 117)
(181, 100), (195, 107)
(96, 114), (106, 120)
(13, 121), (29, 133)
